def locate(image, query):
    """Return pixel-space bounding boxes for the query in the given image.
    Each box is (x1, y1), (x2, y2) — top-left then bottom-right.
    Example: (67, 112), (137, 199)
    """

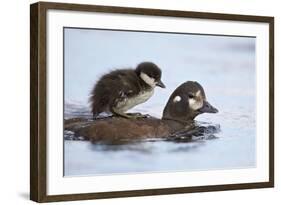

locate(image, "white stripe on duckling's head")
(140, 72), (156, 88)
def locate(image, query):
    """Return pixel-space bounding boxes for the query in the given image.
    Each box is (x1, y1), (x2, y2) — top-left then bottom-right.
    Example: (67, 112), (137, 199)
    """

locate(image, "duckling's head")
(135, 62), (166, 88)
(162, 81), (218, 122)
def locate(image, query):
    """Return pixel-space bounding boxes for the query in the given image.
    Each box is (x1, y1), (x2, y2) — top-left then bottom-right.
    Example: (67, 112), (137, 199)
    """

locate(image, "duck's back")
(90, 69), (145, 116)
(65, 117), (181, 144)
(83, 118), (170, 141)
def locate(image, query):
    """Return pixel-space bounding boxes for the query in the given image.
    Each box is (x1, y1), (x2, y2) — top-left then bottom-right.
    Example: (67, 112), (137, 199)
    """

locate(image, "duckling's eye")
(188, 93), (195, 99)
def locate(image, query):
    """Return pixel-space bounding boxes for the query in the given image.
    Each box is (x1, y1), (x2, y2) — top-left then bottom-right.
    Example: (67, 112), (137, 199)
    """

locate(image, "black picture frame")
(30, 1), (274, 202)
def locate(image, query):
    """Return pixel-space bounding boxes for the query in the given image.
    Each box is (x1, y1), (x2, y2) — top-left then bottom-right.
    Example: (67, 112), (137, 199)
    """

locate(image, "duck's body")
(90, 62), (165, 119)
(66, 81), (218, 144)
(64, 117), (192, 143)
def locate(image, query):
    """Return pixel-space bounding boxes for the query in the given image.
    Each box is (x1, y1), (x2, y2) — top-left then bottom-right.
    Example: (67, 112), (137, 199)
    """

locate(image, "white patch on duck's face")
(189, 90), (203, 110)
(116, 89), (154, 112)
(173, 95), (181, 103)
(140, 72), (157, 88)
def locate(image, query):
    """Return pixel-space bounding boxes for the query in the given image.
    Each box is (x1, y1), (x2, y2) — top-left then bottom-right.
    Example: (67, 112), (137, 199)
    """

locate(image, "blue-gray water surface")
(64, 29), (256, 176)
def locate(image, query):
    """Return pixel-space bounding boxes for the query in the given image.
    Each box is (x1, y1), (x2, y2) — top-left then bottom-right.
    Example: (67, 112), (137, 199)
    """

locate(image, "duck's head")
(135, 62), (166, 88)
(162, 81), (218, 123)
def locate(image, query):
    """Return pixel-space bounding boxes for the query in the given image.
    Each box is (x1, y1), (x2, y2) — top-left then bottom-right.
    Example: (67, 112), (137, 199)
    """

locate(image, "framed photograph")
(30, 1), (274, 202)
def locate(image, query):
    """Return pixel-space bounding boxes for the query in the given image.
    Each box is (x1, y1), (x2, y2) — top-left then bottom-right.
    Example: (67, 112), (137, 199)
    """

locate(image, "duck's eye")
(188, 93), (195, 99)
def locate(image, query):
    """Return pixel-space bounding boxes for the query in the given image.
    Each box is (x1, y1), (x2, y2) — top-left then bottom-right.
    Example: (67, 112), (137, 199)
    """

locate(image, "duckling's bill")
(156, 80), (166, 88)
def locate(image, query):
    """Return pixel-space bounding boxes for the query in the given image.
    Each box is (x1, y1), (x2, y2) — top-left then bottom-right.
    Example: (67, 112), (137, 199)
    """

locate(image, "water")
(64, 28), (256, 176)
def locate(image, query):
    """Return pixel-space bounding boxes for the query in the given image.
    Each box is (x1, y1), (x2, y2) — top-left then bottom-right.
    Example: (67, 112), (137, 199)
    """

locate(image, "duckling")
(89, 62), (165, 119)
(65, 81), (218, 144)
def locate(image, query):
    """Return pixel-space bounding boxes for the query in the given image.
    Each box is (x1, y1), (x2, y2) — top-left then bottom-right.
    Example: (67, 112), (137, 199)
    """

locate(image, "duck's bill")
(198, 100), (218, 114)
(156, 80), (166, 88)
